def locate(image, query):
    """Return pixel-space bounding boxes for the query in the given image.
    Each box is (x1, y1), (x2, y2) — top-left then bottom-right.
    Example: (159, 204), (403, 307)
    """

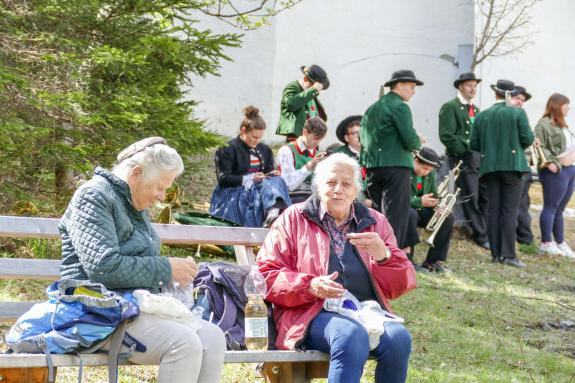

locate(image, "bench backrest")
(0, 215), (269, 321)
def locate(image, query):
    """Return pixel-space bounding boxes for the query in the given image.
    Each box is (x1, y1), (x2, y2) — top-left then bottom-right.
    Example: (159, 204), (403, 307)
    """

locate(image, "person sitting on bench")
(210, 106), (291, 227)
(276, 117), (328, 204)
(257, 153), (416, 383)
(59, 137), (226, 383)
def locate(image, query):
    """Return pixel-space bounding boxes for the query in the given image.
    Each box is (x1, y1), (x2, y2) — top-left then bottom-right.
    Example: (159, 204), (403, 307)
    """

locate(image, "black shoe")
(475, 241), (490, 250)
(433, 261), (451, 273)
(421, 261), (438, 273)
(501, 257), (526, 268)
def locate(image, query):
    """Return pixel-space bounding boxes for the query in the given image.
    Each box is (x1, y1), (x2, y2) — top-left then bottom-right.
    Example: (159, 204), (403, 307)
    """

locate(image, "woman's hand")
(253, 172), (266, 183)
(309, 272), (344, 299)
(547, 163), (559, 174)
(168, 256), (198, 287)
(347, 232), (390, 262)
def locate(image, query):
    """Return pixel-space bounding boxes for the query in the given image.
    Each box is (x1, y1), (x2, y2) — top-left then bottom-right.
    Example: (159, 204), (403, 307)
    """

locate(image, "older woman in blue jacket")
(59, 137), (226, 383)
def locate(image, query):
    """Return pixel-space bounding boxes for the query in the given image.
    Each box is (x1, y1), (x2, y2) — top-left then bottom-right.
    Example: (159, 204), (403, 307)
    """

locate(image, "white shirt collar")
(296, 137), (316, 154)
(348, 145), (360, 155)
(457, 92), (474, 106)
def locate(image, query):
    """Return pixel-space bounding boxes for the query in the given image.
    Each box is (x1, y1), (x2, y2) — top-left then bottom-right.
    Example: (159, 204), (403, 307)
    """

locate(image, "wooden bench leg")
(261, 361), (328, 383)
(0, 367), (56, 383)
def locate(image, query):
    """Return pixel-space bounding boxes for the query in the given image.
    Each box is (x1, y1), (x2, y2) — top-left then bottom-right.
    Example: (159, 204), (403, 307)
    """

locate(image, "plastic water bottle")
(244, 265), (268, 351)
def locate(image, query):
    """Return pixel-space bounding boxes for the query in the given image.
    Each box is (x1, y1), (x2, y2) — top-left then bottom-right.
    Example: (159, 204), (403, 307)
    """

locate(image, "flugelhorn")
(531, 140), (550, 169)
(436, 160), (462, 199)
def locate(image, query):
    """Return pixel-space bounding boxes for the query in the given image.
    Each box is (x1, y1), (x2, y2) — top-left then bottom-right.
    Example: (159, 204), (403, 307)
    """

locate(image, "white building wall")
(475, 0), (575, 128)
(187, 0), (475, 151)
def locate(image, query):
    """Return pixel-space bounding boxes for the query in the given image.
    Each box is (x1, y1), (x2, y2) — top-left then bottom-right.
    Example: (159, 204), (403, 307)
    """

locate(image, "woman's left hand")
(347, 232), (389, 262)
(253, 172), (266, 183)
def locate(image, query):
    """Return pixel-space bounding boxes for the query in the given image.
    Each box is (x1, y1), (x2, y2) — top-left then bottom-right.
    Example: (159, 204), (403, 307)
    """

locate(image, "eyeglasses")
(346, 131), (359, 136)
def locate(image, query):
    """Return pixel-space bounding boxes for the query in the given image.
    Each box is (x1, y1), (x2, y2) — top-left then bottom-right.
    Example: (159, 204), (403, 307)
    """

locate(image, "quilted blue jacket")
(59, 167), (172, 292)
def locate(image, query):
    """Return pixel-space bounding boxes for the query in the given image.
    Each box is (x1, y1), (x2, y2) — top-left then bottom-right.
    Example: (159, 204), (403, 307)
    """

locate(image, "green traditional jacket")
(334, 144), (359, 161)
(470, 102), (534, 177)
(276, 81), (327, 137)
(360, 92), (421, 169)
(439, 97), (479, 157)
(410, 169), (438, 210)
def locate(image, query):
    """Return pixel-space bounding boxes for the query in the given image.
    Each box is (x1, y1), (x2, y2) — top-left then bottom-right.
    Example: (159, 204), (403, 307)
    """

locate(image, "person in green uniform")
(470, 80), (534, 267)
(404, 147), (455, 273)
(334, 115), (373, 207)
(334, 115), (362, 160)
(360, 69), (423, 249)
(276, 117), (328, 203)
(438, 72), (489, 249)
(276, 65), (329, 142)
(511, 86), (535, 249)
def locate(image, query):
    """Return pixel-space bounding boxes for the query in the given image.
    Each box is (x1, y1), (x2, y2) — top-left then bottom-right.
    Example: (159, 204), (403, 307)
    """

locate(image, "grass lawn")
(1, 154), (574, 382)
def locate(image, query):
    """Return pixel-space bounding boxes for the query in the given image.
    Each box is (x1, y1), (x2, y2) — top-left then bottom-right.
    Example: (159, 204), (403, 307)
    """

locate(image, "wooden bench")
(0, 215), (329, 383)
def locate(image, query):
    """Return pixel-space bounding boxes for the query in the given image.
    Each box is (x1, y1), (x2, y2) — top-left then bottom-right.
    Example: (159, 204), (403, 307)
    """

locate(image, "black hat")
(454, 72), (482, 88)
(515, 85), (532, 101)
(415, 147), (440, 168)
(336, 115), (362, 143)
(301, 65), (330, 90)
(490, 79), (520, 97)
(384, 69), (424, 87)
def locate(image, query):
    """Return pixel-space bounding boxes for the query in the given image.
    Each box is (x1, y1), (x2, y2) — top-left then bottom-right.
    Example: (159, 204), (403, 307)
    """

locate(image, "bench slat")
(0, 216), (268, 246)
(0, 351), (329, 368)
(0, 259), (61, 280)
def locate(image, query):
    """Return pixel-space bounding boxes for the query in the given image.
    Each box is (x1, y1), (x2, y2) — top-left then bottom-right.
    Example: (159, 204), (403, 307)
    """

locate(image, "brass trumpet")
(424, 188), (460, 247)
(531, 141), (550, 169)
(423, 161), (463, 247)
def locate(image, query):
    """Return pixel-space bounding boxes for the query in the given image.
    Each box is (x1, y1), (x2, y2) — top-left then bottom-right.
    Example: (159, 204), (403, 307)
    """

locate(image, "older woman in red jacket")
(257, 153), (416, 383)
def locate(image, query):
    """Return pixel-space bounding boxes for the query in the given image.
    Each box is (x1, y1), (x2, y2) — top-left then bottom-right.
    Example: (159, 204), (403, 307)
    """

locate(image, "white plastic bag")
(324, 290), (404, 350)
(133, 290), (204, 331)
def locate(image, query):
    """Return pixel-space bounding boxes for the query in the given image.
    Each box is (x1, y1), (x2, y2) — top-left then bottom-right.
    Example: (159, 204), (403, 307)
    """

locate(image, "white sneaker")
(557, 242), (575, 258)
(539, 242), (564, 255)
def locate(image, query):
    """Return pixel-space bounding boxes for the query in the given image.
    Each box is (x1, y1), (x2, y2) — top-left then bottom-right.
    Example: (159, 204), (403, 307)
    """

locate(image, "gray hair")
(312, 153), (363, 198)
(113, 142), (184, 181)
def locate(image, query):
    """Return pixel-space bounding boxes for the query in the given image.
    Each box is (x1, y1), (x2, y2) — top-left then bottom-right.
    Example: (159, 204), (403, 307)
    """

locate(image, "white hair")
(312, 153), (363, 198)
(113, 143), (184, 181)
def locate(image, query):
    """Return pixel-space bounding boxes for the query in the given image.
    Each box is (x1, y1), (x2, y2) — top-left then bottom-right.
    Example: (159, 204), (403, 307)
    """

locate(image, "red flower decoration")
(417, 183), (423, 191)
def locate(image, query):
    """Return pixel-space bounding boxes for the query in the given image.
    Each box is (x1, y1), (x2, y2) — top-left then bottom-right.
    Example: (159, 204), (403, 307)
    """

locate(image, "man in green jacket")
(276, 65), (328, 142)
(334, 115), (362, 160)
(405, 148), (455, 272)
(470, 80), (534, 268)
(360, 69), (423, 248)
(438, 72), (489, 249)
(512, 86), (535, 249)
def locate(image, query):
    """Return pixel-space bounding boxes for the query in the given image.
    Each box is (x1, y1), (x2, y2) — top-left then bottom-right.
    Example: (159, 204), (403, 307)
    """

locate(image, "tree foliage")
(0, 0), (274, 211)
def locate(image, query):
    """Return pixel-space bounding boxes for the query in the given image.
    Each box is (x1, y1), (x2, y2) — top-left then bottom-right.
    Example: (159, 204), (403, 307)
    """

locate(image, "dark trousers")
(482, 171), (523, 260)
(448, 153), (488, 243)
(516, 176), (534, 245)
(405, 207), (454, 263)
(366, 167), (411, 248)
(538, 166), (575, 243)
